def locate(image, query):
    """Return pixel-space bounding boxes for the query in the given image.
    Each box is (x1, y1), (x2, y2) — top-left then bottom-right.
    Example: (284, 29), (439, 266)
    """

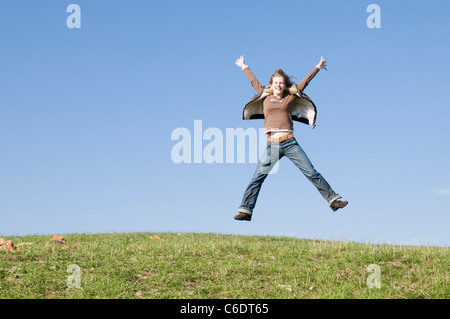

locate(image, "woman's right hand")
(235, 55), (248, 69)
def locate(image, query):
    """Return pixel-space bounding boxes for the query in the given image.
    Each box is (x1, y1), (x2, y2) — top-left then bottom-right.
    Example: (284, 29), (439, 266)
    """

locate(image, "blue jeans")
(238, 137), (341, 214)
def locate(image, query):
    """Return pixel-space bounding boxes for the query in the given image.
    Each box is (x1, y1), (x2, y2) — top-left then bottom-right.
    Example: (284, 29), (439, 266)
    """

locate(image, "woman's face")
(271, 76), (286, 96)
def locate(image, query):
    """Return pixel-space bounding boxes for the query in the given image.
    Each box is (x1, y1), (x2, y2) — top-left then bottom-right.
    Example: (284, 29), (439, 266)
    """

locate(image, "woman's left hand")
(317, 56), (327, 71)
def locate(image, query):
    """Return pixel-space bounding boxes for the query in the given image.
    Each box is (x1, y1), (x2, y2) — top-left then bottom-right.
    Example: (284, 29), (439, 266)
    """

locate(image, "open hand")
(235, 55), (248, 69)
(317, 56), (327, 71)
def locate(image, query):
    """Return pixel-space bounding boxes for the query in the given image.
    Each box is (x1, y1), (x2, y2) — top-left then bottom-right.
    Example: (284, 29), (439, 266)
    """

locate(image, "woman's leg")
(282, 138), (341, 206)
(238, 142), (281, 215)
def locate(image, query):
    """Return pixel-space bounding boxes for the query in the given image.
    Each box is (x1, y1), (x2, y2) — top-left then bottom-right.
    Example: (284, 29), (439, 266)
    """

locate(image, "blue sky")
(1, 1), (449, 247)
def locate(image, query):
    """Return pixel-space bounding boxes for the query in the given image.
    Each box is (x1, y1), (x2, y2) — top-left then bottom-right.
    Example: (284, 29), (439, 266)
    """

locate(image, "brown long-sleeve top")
(243, 66), (319, 133)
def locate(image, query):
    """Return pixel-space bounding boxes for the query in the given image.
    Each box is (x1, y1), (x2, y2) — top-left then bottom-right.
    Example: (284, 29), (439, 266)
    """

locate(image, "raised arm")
(235, 55), (263, 93)
(297, 56), (327, 92)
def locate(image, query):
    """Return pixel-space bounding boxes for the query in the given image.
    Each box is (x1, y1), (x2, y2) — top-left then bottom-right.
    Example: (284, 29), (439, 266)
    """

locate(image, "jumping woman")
(234, 55), (348, 221)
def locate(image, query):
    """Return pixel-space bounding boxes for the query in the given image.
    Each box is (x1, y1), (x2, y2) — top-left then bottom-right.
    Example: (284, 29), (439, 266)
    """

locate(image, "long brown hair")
(267, 69), (298, 95)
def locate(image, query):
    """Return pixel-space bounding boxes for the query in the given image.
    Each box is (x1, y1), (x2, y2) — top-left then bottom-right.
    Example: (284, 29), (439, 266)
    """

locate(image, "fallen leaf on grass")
(0, 238), (20, 252)
(149, 236), (162, 241)
(50, 235), (77, 249)
(50, 235), (67, 244)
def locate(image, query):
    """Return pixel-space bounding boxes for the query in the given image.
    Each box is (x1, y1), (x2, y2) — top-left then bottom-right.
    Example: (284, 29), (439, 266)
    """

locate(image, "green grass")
(0, 232), (448, 299)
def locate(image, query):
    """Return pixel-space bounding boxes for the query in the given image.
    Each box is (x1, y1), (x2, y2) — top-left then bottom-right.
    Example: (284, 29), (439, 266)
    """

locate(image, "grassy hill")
(0, 232), (448, 299)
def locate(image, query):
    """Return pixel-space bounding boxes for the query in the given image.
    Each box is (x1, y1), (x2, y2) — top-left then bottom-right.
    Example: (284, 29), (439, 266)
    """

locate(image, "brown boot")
(330, 200), (348, 212)
(234, 212), (252, 221)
